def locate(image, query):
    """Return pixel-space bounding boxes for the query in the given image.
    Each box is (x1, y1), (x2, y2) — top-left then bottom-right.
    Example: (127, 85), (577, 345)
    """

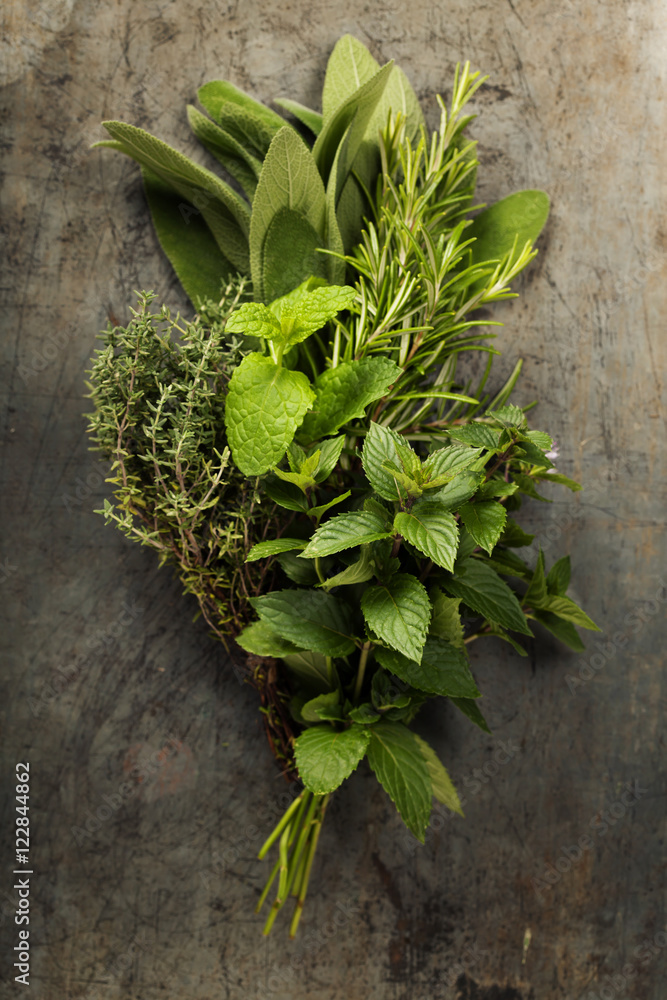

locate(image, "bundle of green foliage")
(87, 35), (597, 937)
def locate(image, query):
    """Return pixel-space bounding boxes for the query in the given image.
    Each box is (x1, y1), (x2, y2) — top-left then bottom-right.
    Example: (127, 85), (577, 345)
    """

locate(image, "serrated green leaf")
(434, 471), (483, 509)
(371, 669), (412, 710)
(273, 97), (323, 136)
(458, 501), (507, 555)
(376, 637), (479, 698)
(487, 404), (528, 428)
(362, 574), (431, 663)
(477, 479), (519, 500)
(413, 734), (463, 814)
(276, 283), (356, 347)
(281, 649), (330, 691)
(308, 490), (352, 521)
(226, 302), (283, 340)
(525, 430), (553, 450)
(423, 445), (484, 484)
(524, 550), (548, 608)
(483, 549), (532, 581)
(262, 475), (310, 512)
(535, 471), (582, 492)
(367, 721), (433, 841)
(362, 422), (414, 502)
(236, 621), (304, 658)
(271, 465), (317, 494)
(514, 473), (551, 502)
(246, 538), (307, 562)
(394, 500), (459, 572)
(301, 358), (402, 441)
(295, 724), (370, 794)
(276, 550), (320, 586)
(224, 353), (315, 475)
(314, 437), (346, 482)
(486, 621), (529, 656)
(546, 555), (571, 595)
(348, 702), (381, 724)
(538, 595), (601, 631)
(500, 519), (535, 548)
(449, 697), (492, 734)
(532, 609), (585, 651)
(319, 544), (377, 591)
(249, 126), (327, 300)
(251, 589), (357, 656)
(448, 424), (501, 450)
(301, 692), (343, 723)
(140, 167), (233, 309)
(429, 588), (465, 649)
(514, 440), (554, 469)
(445, 557), (533, 636)
(301, 510), (392, 558)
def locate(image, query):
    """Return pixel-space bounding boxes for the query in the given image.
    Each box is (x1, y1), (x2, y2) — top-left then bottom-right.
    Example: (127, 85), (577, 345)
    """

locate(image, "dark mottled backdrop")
(1, 1), (665, 998)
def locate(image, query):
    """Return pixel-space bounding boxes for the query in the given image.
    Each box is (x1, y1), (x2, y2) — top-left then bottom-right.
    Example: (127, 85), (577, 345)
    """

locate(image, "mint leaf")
(319, 545), (376, 590)
(225, 302), (282, 340)
(361, 574), (430, 662)
(301, 510), (392, 559)
(308, 490), (352, 521)
(448, 424), (501, 450)
(246, 538), (307, 562)
(538, 595), (601, 631)
(224, 353), (315, 475)
(394, 499), (459, 572)
(314, 436), (346, 482)
(366, 721), (432, 842)
(300, 358), (402, 441)
(262, 475), (309, 512)
(532, 610), (585, 652)
(362, 422), (414, 502)
(445, 557), (532, 636)
(375, 637), (480, 698)
(282, 650), (330, 692)
(450, 697), (492, 734)
(434, 471), (483, 509)
(477, 479), (519, 500)
(423, 445), (484, 484)
(413, 734), (463, 814)
(535, 472), (582, 492)
(524, 550), (548, 608)
(348, 702), (381, 724)
(250, 589), (357, 656)
(429, 588), (465, 649)
(278, 284), (356, 347)
(301, 692), (343, 723)
(458, 501), (507, 555)
(236, 621), (304, 658)
(276, 551), (320, 586)
(500, 519), (535, 548)
(294, 725), (370, 794)
(546, 555), (571, 595)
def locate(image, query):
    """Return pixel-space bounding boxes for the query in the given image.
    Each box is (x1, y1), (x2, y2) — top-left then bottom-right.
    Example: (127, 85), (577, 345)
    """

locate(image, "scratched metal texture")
(1, 1), (665, 997)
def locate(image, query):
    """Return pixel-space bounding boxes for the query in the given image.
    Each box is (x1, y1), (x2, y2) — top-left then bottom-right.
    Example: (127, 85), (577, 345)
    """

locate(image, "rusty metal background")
(2, 2), (666, 997)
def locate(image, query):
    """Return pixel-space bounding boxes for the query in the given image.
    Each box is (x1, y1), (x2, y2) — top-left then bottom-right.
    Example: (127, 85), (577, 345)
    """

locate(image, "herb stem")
(353, 641), (373, 703)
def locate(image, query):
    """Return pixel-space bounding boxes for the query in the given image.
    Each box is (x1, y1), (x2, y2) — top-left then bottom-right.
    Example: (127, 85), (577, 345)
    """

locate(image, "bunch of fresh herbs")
(87, 35), (597, 937)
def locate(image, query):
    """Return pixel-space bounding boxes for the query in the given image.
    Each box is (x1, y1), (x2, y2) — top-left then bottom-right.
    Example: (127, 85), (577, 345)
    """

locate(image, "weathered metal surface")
(1, 2), (665, 997)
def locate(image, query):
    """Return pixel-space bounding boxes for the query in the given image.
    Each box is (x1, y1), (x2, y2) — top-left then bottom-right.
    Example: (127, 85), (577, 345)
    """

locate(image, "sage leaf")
(250, 589), (357, 657)
(186, 105), (261, 198)
(468, 190), (549, 269)
(361, 573), (431, 663)
(273, 97), (323, 136)
(224, 354), (315, 476)
(141, 167), (233, 309)
(294, 724), (370, 794)
(366, 721), (432, 842)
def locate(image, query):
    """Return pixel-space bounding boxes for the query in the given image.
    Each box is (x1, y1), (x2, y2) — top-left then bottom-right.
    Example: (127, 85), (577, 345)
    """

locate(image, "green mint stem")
(289, 794), (330, 939)
(257, 791), (304, 859)
(353, 641), (373, 703)
(255, 856), (281, 913)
